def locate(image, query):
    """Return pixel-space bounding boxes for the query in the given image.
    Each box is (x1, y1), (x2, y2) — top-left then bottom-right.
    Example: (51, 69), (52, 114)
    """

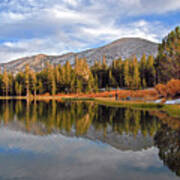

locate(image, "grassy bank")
(62, 97), (180, 118)
(95, 98), (180, 118)
(162, 105), (180, 118)
(93, 97), (163, 108)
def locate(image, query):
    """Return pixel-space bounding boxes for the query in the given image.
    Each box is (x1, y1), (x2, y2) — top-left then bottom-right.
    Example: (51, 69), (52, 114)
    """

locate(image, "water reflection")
(155, 124), (180, 177)
(0, 100), (160, 137)
(0, 100), (179, 180)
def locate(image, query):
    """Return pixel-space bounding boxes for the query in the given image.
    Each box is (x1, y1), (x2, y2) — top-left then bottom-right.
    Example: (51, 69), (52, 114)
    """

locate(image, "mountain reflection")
(0, 100), (180, 178)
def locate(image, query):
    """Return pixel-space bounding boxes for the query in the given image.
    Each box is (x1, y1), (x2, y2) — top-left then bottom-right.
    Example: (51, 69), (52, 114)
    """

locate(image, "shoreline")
(0, 96), (179, 118)
(62, 97), (180, 118)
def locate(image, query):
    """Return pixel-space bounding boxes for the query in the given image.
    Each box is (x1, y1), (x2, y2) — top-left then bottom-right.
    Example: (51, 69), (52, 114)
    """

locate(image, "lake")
(0, 100), (179, 180)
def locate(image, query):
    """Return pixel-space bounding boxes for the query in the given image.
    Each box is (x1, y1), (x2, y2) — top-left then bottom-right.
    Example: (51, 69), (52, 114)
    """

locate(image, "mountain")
(0, 38), (158, 72)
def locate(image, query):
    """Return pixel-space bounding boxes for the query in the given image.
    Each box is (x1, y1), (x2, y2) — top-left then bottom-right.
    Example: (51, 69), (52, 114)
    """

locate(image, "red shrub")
(155, 84), (168, 97)
(155, 79), (180, 98)
(166, 79), (180, 97)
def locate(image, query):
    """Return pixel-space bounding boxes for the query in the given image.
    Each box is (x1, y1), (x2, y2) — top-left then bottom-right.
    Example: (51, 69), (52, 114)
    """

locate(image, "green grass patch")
(94, 98), (180, 118)
(94, 98), (163, 109)
(162, 105), (180, 118)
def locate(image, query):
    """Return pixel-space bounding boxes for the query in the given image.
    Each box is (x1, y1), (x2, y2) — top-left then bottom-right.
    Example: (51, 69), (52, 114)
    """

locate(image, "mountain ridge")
(0, 37), (158, 72)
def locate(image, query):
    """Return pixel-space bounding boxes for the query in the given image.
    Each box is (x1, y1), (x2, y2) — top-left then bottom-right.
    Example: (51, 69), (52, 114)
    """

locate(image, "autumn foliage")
(65, 89), (158, 100)
(155, 79), (180, 97)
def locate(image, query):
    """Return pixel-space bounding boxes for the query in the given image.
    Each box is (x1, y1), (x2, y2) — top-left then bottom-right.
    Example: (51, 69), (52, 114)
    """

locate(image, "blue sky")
(0, 0), (180, 62)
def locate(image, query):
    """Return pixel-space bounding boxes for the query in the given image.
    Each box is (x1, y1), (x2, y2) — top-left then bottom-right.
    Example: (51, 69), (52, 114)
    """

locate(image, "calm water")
(0, 100), (179, 180)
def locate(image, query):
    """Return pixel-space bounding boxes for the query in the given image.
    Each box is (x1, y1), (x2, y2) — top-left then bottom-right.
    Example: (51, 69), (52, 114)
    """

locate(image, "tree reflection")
(154, 125), (180, 177)
(0, 100), (160, 137)
(0, 100), (179, 176)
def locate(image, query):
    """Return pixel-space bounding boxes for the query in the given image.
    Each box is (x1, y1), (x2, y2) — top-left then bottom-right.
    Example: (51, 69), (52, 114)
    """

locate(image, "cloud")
(0, 0), (179, 62)
(81, 20), (168, 42)
(0, 127), (175, 180)
(0, 12), (26, 24)
(108, 0), (180, 15)
(62, 0), (80, 6)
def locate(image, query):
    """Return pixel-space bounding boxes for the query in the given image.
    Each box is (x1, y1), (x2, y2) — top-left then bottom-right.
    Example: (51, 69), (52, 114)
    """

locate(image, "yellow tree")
(132, 57), (141, 89)
(15, 81), (22, 96)
(25, 65), (30, 96)
(31, 70), (37, 96)
(2, 69), (9, 96)
(52, 74), (56, 95)
(124, 59), (131, 88)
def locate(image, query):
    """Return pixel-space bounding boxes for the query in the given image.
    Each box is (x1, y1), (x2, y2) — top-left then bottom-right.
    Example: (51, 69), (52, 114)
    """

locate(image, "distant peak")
(35, 54), (47, 58)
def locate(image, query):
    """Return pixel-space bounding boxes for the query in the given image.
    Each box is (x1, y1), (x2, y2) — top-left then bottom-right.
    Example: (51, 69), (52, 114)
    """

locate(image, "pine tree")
(52, 76), (56, 95)
(124, 59), (131, 88)
(132, 57), (141, 89)
(139, 54), (147, 88)
(70, 71), (76, 93)
(102, 56), (108, 70)
(31, 71), (37, 96)
(86, 72), (95, 93)
(146, 55), (156, 87)
(37, 80), (43, 94)
(75, 58), (90, 81)
(75, 78), (82, 93)
(47, 63), (54, 94)
(108, 69), (117, 87)
(15, 72), (26, 96)
(65, 61), (72, 84)
(111, 58), (123, 87)
(155, 26), (180, 82)
(2, 69), (9, 96)
(15, 81), (22, 96)
(25, 65), (30, 96)
(54, 66), (61, 92)
(8, 73), (14, 96)
(94, 75), (99, 92)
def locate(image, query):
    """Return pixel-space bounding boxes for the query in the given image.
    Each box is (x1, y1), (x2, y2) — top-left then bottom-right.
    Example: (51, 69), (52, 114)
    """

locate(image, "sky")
(0, 0), (180, 63)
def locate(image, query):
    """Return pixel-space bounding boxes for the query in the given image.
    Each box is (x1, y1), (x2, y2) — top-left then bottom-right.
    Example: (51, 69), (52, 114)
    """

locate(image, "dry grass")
(85, 89), (158, 100)
(0, 89), (159, 101)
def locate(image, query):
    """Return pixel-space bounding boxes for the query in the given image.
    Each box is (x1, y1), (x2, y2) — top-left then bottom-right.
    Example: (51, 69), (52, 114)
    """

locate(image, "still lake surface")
(0, 100), (179, 180)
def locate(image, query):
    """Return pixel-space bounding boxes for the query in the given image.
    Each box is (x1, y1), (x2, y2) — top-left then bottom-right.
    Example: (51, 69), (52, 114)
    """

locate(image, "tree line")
(0, 26), (179, 96)
(0, 54), (156, 96)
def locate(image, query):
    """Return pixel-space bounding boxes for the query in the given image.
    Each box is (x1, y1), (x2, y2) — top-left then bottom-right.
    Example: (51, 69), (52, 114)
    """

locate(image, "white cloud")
(0, 127), (176, 180)
(0, 0), (179, 62)
(78, 19), (167, 43)
(0, 12), (27, 24)
(63, 0), (80, 6)
(112, 0), (180, 15)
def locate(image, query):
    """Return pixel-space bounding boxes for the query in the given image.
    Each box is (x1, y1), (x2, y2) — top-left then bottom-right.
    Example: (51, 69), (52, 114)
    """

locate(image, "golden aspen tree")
(124, 59), (131, 88)
(132, 57), (141, 89)
(25, 65), (30, 96)
(2, 69), (9, 96)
